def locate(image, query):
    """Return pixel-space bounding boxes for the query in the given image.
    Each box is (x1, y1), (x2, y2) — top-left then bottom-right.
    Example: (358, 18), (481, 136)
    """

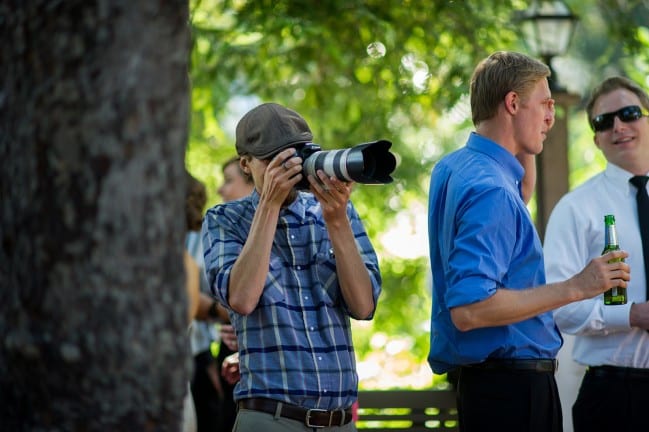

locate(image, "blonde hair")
(470, 51), (550, 126)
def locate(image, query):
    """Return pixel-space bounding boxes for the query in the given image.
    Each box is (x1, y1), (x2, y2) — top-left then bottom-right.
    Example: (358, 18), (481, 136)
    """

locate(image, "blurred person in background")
(186, 170), (230, 432)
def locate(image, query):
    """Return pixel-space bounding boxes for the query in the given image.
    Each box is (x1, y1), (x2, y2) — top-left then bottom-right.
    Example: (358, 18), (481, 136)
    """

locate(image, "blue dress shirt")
(427, 132), (562, 374)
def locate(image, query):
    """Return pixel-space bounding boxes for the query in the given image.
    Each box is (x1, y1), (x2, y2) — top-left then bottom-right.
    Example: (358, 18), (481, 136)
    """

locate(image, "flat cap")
(235, 103), (313, 159)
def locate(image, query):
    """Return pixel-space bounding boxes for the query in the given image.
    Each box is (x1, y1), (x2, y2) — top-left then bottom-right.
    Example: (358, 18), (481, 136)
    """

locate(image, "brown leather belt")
(238, 398), (353, 428)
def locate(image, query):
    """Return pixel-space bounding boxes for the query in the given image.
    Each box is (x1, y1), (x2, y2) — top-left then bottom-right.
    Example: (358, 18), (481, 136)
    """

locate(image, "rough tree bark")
(0, 1), (191, 430)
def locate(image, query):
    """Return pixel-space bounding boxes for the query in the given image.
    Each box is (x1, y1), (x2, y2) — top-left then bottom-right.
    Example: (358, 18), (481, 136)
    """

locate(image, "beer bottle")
(602, 214), (627, 305)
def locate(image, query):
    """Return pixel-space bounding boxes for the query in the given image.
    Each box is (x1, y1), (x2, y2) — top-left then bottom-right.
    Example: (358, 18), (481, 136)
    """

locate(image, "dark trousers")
(573, 366), (649, 432)
(191, 350), (221, 432)
(457, 366), (562, 432)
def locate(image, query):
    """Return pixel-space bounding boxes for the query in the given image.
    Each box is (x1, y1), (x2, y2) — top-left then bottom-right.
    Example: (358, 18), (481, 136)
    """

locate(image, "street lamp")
(516, 0), (580, 240)
(518, 0), (578, 91)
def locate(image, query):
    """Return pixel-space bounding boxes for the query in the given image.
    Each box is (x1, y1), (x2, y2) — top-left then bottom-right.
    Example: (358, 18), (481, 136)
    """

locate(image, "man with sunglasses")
(544, 76), (649, 432)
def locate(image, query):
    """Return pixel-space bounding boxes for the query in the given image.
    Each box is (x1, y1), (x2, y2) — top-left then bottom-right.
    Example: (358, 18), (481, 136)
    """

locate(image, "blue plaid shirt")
(202, 190), (381, 410)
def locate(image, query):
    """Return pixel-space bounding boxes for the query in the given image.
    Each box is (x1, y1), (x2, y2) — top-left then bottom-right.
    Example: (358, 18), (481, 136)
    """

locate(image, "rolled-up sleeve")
(201, 204), (247, 308)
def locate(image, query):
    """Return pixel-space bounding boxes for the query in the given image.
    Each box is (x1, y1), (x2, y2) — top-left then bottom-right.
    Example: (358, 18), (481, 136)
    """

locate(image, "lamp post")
(518, 0), (579, 240)
(519, 0), (578, 91)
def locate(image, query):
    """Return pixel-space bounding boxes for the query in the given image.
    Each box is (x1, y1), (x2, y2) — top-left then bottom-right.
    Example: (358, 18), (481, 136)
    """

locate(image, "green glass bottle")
(602, 214), (627, 305)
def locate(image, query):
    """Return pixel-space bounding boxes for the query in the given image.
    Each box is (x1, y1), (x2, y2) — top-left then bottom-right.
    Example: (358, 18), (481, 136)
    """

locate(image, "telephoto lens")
(295, 140), (396, 190)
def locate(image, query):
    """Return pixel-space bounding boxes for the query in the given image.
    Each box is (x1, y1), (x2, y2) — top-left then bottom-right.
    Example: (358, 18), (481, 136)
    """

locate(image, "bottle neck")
(605, 223), (619, 247)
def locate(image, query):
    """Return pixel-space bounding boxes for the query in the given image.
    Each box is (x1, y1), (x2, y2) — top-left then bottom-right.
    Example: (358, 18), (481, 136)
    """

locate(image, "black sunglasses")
(590, 105), (649, 132)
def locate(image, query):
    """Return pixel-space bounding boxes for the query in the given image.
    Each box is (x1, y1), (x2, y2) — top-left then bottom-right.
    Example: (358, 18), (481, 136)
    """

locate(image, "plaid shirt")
(202, 190), (381, 410)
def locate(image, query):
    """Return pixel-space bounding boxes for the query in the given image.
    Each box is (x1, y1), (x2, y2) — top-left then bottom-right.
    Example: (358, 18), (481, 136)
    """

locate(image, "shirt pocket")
(313, 241), (339, 305)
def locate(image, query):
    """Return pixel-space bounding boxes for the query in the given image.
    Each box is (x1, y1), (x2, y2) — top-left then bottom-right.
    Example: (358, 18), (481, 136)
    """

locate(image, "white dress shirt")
(544, 163), (649, 368)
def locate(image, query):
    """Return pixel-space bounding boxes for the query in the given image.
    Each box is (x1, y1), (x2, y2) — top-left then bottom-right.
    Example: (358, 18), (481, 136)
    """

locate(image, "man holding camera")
(202, 102), (382, 431)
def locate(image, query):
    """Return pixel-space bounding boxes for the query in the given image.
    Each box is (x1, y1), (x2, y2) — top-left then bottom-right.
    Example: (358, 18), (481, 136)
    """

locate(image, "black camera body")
(290, 140), (396, 190)
(295, 142), (322, 161)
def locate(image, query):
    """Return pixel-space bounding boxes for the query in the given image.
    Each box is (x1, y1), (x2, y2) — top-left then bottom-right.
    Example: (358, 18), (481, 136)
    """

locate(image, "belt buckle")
(536, 359), (557, 373)
(305, 408), (328, 428)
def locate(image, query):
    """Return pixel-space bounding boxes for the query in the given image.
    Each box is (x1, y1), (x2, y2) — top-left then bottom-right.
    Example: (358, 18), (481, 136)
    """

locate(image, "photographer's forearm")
(228, 202), (279, 315)
(328, 219), (375, 320)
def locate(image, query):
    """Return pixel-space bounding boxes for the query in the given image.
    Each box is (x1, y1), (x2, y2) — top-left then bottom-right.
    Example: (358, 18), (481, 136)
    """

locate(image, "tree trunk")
(0, 1), (191, 430)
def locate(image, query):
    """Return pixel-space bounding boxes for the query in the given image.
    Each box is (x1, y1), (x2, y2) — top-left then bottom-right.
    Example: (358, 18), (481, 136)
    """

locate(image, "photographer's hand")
(309, 171), (373, 319)
(260, 148), (303, 207)
(308, 170), (352, 222)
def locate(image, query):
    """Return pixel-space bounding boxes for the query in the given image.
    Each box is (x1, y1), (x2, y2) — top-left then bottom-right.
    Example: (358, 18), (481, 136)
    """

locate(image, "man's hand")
(220, 324), (238, 351)
(221, 352), (241, 385)
(308, 170), (353, 225)
(260, 148), (303, 207)
(630, 302), (649, 330)
(570, 250), (631, 300)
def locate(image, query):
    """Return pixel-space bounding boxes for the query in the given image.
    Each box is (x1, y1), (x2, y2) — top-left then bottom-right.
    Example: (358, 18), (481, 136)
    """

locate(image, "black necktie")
(630, 175), (649, 300)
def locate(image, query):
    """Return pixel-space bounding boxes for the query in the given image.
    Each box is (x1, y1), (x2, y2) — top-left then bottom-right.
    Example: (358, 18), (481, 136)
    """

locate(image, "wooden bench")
(356, 389), (458, 431)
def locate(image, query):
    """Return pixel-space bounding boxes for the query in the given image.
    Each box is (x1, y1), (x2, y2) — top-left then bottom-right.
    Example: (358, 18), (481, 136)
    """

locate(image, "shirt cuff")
(602, 301), (633, 330)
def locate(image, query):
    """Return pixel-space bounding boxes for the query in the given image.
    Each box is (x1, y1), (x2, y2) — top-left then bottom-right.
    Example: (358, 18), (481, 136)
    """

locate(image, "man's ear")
(239, 156), (250, 174)
(504, 90), (518, 115)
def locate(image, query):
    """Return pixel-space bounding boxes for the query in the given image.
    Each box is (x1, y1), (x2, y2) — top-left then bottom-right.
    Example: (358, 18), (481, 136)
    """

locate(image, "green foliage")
(353, 256), (431, 358)
(567, 110), (607, 188)
(188, 0), (524, 210)
(187, 0), (649, 389)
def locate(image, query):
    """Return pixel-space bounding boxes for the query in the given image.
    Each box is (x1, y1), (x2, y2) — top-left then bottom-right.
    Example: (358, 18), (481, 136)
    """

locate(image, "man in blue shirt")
(203, 103), (382, 431)
(427, 51), (631, 432)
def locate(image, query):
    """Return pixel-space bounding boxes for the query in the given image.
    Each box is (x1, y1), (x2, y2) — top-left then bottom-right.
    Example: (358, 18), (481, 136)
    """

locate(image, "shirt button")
(318, 356), (322, 361)
(304, 296), (309, 300)
(296, 265), (301, 270)
(290, 235), (295, 239)
(309, 326), (314, 331)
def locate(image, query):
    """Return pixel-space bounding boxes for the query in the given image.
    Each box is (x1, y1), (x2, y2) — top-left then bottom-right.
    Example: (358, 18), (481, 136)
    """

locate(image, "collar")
(466, 132), (525, 185)
(604, 163), (649, 197)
